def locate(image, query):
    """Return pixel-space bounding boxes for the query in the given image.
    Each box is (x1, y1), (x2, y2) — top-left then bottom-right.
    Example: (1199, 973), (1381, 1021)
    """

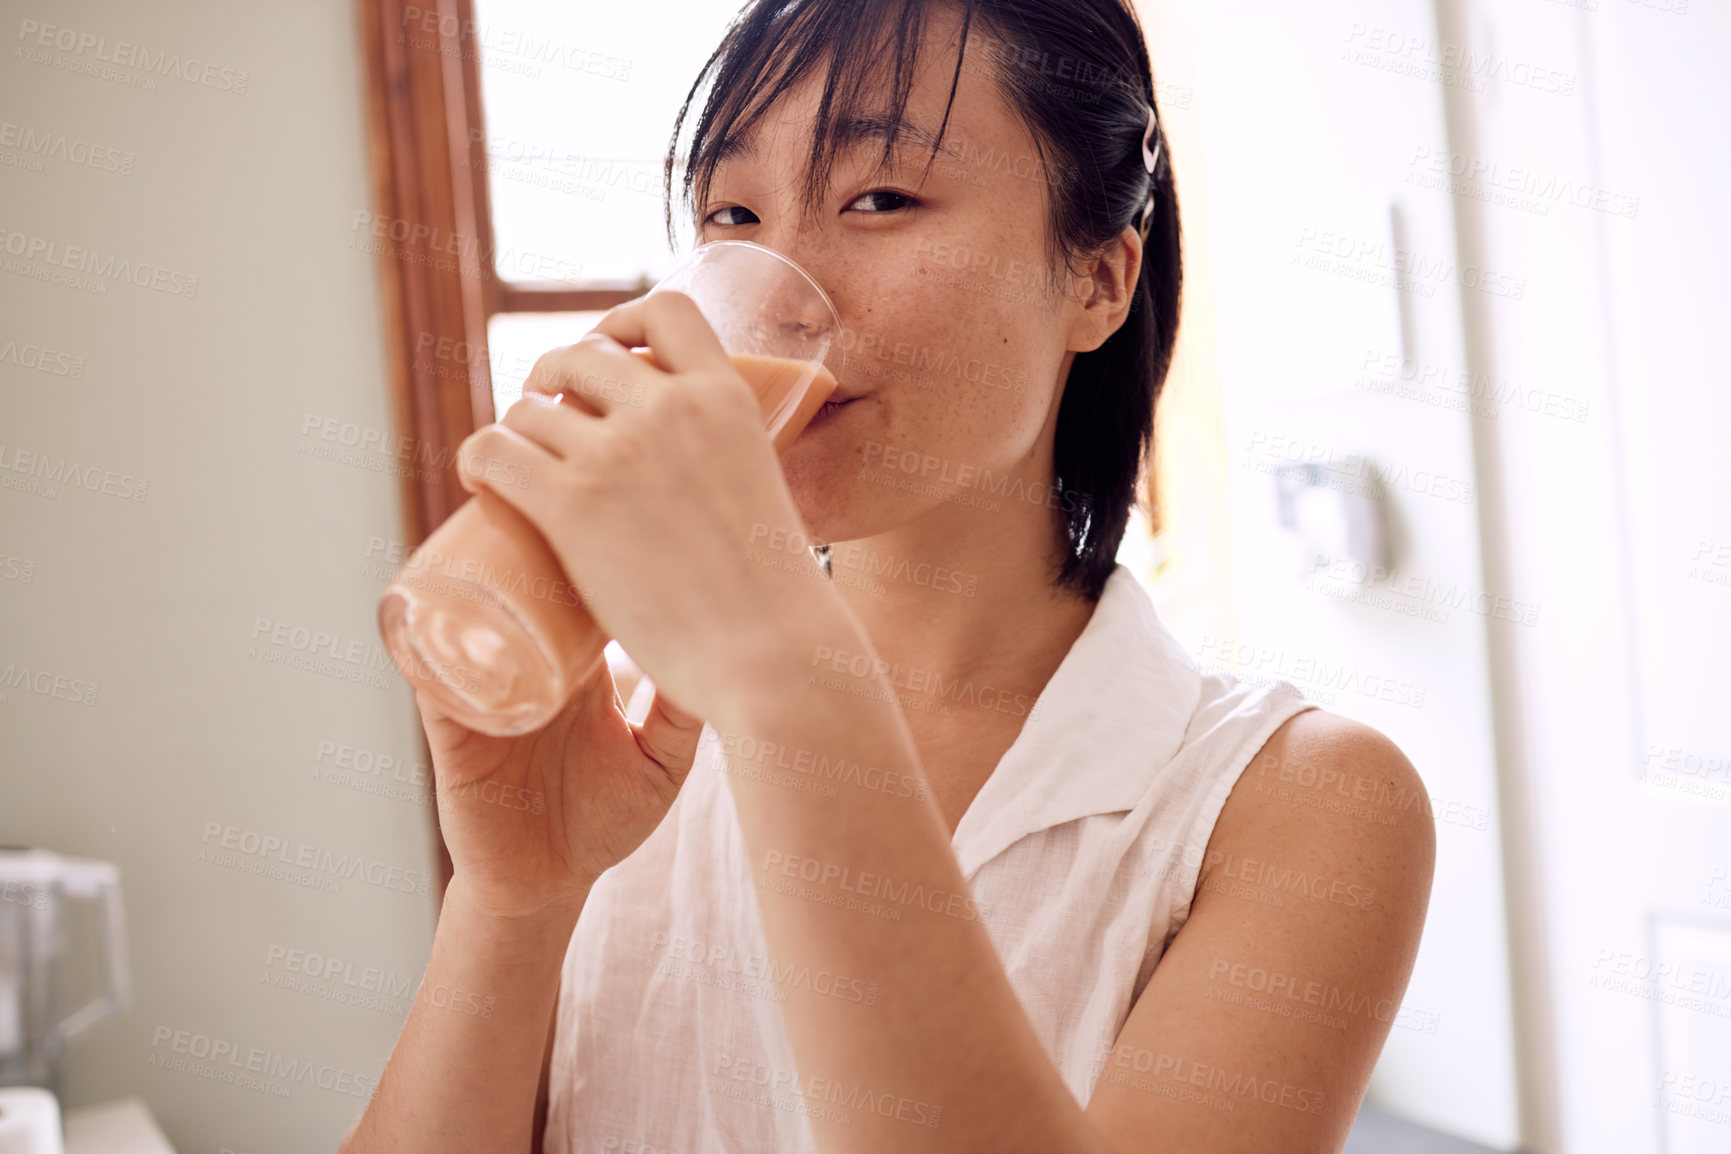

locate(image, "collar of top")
(950, 563), (1203, 879)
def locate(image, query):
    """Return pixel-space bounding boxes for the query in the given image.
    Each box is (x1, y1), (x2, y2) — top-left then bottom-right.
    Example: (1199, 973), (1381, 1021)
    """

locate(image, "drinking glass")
(377, 240), (841, 735)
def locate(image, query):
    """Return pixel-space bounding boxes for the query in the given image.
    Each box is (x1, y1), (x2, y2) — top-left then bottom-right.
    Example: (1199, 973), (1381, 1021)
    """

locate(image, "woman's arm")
(707, 597), (1119, 1154)
(338, 881), (586, 1154)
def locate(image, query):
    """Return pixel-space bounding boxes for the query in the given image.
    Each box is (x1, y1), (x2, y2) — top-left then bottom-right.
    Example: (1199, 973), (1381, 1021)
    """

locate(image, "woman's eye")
(846, 189), (918, 214)
(705, 205), (760, 227)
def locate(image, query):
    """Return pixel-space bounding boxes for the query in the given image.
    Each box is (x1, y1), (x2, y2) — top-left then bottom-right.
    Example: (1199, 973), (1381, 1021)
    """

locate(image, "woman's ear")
(1064, 227), (1142, 354)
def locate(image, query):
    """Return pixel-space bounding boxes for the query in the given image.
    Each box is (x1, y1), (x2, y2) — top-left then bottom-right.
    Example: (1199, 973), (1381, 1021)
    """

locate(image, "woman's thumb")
(633, 685), (706, 784)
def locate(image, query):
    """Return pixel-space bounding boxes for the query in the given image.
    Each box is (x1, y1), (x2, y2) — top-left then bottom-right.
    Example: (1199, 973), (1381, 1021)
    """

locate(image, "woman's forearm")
(340, 878), (586, 1154)
(711, 600), (1114, 1154)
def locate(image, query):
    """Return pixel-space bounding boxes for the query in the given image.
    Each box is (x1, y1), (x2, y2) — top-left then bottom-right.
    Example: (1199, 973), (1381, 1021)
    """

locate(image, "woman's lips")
(802, 395), (859, 434)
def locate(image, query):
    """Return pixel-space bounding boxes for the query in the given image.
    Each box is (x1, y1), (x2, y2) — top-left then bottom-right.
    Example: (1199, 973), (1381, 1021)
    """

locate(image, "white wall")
(0, 2), (436, 1151)
(1445, 1), (1731, 1151)
(1170, 0), (1731, 1150)
(1171, 0), (1522, 1146)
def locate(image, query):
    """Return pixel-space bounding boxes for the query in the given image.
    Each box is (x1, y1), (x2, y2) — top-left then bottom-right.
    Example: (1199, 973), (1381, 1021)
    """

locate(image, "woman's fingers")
(589, 291), (734, 378)
(521, 332), (657, 416)
(496, 391), (597, 461)
(502, 291), (737, 456)
(455, 422), (561, 516)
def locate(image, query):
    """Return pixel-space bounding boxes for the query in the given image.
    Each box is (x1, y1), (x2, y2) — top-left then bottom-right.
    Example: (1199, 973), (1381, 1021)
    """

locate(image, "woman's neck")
(823, 493), (1100, 731)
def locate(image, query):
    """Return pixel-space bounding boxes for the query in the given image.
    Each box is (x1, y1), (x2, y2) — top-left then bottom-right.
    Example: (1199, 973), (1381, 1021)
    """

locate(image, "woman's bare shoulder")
(1086, 709), (1439, 1149)
(1201, 708), (1437, 914)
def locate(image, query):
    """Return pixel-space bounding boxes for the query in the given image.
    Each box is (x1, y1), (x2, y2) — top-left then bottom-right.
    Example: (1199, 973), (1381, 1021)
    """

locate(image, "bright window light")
(472, 0), (741, 286)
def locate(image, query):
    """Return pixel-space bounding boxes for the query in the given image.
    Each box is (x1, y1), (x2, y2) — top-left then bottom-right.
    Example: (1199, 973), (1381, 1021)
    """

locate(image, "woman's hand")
(455, 290), (842, 724)
(416, 662), (704, 918)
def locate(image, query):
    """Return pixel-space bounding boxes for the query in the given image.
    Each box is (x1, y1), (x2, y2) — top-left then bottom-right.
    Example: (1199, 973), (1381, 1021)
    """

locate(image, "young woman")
(342, 0), (1435, 1151)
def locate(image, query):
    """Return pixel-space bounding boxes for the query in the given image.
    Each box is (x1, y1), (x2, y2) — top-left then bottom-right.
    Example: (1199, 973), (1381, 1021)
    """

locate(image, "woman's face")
(695, 7), (1128, 547)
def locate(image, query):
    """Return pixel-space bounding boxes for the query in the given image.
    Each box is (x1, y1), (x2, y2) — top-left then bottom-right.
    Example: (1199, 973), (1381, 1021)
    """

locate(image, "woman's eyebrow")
(832, 115), (963, 163)
(712, 114), (962, 171)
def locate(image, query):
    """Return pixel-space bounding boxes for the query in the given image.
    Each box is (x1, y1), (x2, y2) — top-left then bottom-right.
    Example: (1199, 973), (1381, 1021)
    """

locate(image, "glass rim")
(668, 239), (842, 332)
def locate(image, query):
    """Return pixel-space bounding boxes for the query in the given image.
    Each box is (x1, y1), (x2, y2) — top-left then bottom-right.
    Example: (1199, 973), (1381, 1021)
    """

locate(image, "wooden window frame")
(357, 0), (644, 903)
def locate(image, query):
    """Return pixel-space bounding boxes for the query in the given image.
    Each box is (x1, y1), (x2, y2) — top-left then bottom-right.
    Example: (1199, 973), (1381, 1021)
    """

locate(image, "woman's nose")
(753, 242), (841, 346)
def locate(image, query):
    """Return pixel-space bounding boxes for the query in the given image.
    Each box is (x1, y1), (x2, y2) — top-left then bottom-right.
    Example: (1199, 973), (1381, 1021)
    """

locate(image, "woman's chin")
(781, 468), (864, 543)
(783, 486), (847, 544)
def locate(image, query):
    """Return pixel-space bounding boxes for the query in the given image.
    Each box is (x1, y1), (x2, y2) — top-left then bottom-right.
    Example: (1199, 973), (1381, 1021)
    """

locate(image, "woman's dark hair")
(661, 0), (1181, 601)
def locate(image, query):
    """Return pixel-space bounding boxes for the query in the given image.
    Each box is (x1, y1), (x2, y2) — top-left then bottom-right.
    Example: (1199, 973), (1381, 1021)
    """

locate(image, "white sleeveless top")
(544, 564), (1317, 1153)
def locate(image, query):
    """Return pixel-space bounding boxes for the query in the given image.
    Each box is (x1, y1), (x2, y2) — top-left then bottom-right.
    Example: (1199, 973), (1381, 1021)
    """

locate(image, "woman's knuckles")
(526, 345), (586, 396)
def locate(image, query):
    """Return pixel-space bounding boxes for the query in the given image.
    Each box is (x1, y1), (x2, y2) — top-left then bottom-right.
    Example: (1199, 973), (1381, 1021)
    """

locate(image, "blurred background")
(1, 0), (1726, 1151)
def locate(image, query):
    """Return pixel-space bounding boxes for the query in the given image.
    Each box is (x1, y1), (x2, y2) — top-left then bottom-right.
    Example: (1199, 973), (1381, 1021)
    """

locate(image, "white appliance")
(0, 851), (129, 1100)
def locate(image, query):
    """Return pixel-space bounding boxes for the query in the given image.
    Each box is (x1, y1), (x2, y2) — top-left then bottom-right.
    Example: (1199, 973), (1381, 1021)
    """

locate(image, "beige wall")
(0, 2), (436, 1151)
